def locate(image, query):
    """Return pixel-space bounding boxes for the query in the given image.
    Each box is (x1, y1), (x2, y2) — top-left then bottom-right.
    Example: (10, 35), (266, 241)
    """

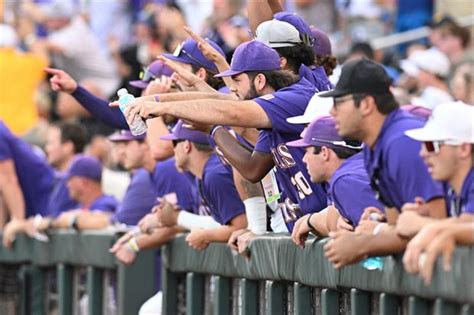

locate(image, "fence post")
(321, 288), (340, 315)
(161, 264), (180, 315)
(408, 296), (430, 315)
(213, 276), (231, 315)
(433, 298), (460, 315)
(379, 293), (399, 315)
(294, 283), (312, 315)
(87, 266), (104, 315)
(351, 288), (371, 315)
(57, 264), (74, 315)
(241, 279), (259, 315)
(186, 272), (205, 315)
(266, 281), (285, 315)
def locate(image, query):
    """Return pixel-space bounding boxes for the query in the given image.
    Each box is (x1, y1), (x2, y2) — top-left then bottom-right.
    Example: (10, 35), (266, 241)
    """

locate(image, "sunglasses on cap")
(139, 67), (157, 82)
(310, 138), (363, 150)
(173, 43), (216, 74)
(423, 140), (461, 154)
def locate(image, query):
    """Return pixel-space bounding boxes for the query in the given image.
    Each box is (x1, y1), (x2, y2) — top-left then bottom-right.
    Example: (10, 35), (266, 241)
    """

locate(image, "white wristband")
(373, 223), (387, 235)
(177, 211), (221, 230)
(244, 197), (267, 235)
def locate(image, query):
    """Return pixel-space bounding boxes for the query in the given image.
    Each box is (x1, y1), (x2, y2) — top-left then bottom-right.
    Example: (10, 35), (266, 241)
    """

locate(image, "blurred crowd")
(0, 0), (473, 313)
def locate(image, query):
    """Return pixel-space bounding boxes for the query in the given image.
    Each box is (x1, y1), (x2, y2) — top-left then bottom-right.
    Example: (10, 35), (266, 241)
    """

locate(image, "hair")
(349, 42), (374, 60)
(190, 65), (225, 90)
(313, 142), (361, 160)
(315, 55), (338, 76)
(353, 92), (400, 115)
(193, 142), (214, 152)
(443, 23), (471, 48)
(246, 70), (299, 91)
(53, 121), (87, 154)
(274, 43), (315, 74)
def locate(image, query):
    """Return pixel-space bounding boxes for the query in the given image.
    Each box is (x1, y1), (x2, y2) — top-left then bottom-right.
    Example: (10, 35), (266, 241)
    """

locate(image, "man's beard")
(243, 83), (259, 100)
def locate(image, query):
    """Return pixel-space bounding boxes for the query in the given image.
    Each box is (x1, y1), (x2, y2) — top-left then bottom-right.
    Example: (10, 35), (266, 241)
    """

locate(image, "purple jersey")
(329, 153), (384, 226)
(446, 168), (474, 216)
(85, 194), (118, 212)
(48, 171), (79, 217)
(299, 64), (333, 92)
(0, 121), (54, 216)
(364, 109), (444, 210)
(198, 154), (245, 225)
(111, 168), (156, 225)
(151, 158), (195, 211)
(253, 78), (327, 232)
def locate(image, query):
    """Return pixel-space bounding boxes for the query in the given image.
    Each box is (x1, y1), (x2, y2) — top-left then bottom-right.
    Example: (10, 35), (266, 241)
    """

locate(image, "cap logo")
(173, 43), (183, 57)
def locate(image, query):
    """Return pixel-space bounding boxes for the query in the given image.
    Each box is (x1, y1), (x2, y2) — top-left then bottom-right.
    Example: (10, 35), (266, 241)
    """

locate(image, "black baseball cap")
(319, 58), (392, 98)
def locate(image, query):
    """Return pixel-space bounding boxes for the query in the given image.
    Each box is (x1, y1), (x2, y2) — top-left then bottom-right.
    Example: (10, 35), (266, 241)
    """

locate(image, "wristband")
(210, 125), (224, 137)
(153, 95), (160, 102)
(127, 237), (140, 253)
(373, 223), (386, 235)
(33, 215), (43, 229)
(306, 213), (317, 232)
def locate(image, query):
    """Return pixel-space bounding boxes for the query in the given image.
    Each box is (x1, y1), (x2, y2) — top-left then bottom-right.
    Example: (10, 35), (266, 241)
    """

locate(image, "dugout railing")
(0, 231), (473, 315)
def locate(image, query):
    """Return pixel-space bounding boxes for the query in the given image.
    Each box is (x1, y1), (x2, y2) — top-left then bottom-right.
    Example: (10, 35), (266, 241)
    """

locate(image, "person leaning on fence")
(401, 101), (474, 284)
(159, 120), (247, 250)
(318, 58), (447, 268)
(287, 116), (385, 247)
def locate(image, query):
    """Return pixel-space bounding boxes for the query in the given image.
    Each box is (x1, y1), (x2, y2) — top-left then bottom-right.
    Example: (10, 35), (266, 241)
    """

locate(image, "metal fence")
(1, 231), (473, 314)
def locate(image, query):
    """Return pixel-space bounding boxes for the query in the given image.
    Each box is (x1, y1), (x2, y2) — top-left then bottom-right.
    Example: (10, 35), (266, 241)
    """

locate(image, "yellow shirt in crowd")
(0, 48), (47, 135)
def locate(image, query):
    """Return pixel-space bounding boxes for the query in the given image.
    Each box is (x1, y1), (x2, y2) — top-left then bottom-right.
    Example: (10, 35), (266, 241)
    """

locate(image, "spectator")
(400, 48), (453, 109)
(0, 24), (48, 135)
(450, 62), (474, 105)
(38, 0), (120, 97)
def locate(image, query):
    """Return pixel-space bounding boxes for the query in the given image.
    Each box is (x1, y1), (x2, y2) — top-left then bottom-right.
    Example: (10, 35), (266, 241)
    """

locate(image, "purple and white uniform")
(446, 168), (474, 216)
(253, 78), (327, 231)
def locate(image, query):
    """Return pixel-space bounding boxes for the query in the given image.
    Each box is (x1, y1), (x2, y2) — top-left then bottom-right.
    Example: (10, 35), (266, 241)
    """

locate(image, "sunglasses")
(423, 140), (461, 154)
(173, 43), (215, 73)
(139, 67), (157, 82)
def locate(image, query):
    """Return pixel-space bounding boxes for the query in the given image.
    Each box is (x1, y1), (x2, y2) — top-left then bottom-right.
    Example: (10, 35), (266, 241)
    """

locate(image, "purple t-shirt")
(446, 168), (474, 216)
(111, 168), (156, 225)
(329, 153), (384, 226)
(84, 195), (118, 212)
(364, 109), (444, 210)
(48, 171), (79, 217)
(151, 158), (195, 211)
(253, 78), (327, 232)
(0, 121), (54, 216)
(198, 154), (245, 225)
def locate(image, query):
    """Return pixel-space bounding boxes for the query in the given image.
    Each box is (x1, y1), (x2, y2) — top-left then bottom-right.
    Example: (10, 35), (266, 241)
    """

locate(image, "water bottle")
(360, 256), (384, 271)
(117, 88), (147, 136)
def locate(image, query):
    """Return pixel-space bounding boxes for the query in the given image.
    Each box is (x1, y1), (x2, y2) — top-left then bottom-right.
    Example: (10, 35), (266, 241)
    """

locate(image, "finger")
(442, 248), (453, 271)
(184, 26), (205, 44)
(109, 100), (120, 107)
(44, 67), (62, 75)
(420, 252), (436, 285)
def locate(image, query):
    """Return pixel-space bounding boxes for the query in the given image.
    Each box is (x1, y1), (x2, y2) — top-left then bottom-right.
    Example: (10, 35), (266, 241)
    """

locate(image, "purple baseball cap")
(108, 130), (146, 142)
(129, 60), (174, 89)
(287, 116), (362, 150)
(274, 12), (313, 46)
(66, 155), (102, 182)
(215, 40), (281, 78)
(162, 39), (225, 73)
(160, 120), (210, 145)
(401, 105), (432, 121)
(310, 27), (332, 56)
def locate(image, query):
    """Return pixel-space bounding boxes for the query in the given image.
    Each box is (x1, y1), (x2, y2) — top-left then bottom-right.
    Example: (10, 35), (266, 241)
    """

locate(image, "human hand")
(156, 199), (179, 227)
(419, 231), (456, 285)
(403, 223), (443, 274)
(336, 216), (354, 232)
(114, 243), (137, 265)
(186, 229), (209, 250)
(227, 228), (250, 251)
(291, 214), (312, 249)
(110, 231), (134, 253)
(138, 212), (161, 234)
(237, 231), (256, 257)
(184, 26), (227, 65)
(44, 67), (78, 93)
(144, 75), (175, 96)
(2, 219), (25, 248)
(360, 207), (386, 222)
(396, 210), (425, 238)
(324, 230), (367, 269)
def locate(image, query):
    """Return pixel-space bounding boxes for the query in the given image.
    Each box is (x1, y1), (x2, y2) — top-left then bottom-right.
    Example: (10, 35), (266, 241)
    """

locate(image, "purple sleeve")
(332, 175), (383, 226)
(388, 137), (444, 203)
(206, 169), (245, 225)
(71, 86), (129, 129)
(254, 94), (305, 135)
(464, 181), (474, 214)
(0, 133), (12, 161)
(254, 130), (271, 154)
(90, 195), (118, 212)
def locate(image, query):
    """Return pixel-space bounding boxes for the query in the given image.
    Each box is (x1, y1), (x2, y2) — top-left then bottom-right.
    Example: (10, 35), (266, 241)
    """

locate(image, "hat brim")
(129, 80), (149, 89)
(287, 114), (312, 125)
(160, 133), (179, 141)
(215, 69), (244, 78)
(162, 53), (195, 67)
(286, 139), (311, 147)
(400, 60), (420, 77)
(318, 88), (352, 98)
(405, 126), (447, 142)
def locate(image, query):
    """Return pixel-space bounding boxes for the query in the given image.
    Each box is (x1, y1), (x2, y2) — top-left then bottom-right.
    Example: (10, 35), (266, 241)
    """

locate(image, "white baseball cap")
(400, 48), (450, 78)
(287, 91), (334, 124)
(255, 20), (302, 48)
(405, 101), (474, 143)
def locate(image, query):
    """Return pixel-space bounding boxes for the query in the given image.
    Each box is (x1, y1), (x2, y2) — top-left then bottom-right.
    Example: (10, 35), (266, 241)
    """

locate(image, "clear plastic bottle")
(117, 88), (147, 135)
